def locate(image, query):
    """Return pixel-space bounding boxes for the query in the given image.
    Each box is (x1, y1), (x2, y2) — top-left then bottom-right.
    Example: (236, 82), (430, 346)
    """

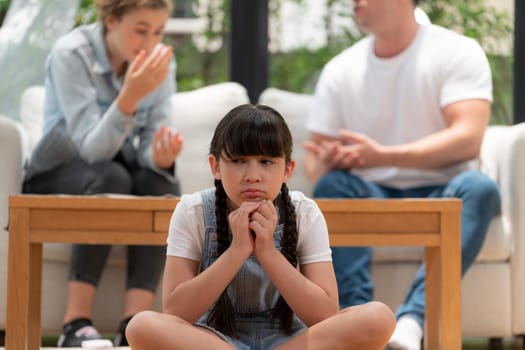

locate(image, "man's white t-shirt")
(167, 190), (332, 265)
(306, 24), (492, 189)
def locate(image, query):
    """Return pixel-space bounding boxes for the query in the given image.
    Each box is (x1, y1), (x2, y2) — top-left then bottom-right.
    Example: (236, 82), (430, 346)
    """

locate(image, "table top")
(9, 194), (462, 212)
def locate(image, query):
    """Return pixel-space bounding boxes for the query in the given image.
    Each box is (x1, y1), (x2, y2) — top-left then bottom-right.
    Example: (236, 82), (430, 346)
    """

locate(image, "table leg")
(425, 246), (440, 350)
(440, 211), (462, 349)
(28, 243), (43, 350)
(6, 207), (30, 350)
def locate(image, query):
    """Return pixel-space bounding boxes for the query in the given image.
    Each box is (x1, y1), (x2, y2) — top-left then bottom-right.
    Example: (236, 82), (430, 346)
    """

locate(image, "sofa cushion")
(258, 88), (314, 195)
(173, 82), (250, 194)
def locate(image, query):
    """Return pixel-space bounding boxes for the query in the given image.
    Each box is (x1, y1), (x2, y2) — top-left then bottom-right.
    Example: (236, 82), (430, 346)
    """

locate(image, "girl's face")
(209, 154), (295, 210)
(104, 7), (169, 65)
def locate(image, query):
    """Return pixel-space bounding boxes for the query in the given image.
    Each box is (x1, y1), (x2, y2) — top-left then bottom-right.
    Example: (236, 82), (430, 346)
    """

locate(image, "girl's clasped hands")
(229, 200), (278, 258)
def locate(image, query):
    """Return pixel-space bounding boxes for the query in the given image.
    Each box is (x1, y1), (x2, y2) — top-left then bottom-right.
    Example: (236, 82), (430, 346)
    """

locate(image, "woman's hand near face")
(152, 125), (183, 169)
(117, 44), (173, 115)
(250, 200), (279, 259)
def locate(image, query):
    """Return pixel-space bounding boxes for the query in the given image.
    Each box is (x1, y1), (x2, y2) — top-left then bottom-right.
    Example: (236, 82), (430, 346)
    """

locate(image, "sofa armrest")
(19, 85), (45, 156)
(0, 115), (26, 218)
(482, 123), (525, 333)
(0, 115), (26, 329)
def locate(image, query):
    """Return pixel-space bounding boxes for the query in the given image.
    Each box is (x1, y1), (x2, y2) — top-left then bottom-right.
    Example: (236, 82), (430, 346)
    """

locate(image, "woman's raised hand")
(152, 125), (183, 169)
(119, 43), (173, 114)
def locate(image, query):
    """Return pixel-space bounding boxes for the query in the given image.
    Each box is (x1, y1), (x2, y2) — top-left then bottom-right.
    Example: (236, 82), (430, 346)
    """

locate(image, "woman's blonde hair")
(95, 0), (173, 22)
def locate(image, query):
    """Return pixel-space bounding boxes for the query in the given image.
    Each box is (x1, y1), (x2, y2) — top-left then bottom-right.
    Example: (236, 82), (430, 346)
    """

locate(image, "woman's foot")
(57, 318), (113, 348)
(113, 315), (134, 346)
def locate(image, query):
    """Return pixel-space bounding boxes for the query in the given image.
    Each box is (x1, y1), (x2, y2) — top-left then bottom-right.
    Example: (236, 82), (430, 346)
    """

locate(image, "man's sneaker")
(113, 315), (133, 346)
(57, 318), (113, 348)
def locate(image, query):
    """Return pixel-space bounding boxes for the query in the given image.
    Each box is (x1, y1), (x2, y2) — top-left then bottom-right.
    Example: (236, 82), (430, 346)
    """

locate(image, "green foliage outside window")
(0, 0), (10, 24)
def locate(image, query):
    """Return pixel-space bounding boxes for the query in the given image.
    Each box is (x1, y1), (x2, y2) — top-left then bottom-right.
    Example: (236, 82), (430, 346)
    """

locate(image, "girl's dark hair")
(209, 104), (293, 163)
(207, 104), (298, 337)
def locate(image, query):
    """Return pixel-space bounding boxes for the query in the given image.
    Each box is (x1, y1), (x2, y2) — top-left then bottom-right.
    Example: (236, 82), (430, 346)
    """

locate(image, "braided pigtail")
(206, 180), (236, 337)
(272, 183), (298, 333)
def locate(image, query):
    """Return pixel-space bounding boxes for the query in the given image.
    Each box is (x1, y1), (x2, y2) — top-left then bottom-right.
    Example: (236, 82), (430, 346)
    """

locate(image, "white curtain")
(0, 0), (80, 120)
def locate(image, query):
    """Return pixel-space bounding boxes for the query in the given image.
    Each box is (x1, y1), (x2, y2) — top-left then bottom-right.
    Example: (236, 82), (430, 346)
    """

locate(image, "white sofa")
(1, 83), (525, 343)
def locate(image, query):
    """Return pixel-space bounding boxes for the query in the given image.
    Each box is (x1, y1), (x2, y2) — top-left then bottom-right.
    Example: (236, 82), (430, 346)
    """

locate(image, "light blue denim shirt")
(25, 22), (177, 181)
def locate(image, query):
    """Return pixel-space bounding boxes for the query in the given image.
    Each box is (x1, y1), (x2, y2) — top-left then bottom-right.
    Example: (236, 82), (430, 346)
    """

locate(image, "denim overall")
(195, 189), (306, 350)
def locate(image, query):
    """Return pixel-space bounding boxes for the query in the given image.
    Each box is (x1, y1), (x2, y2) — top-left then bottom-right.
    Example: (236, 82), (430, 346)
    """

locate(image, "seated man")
(303, 1), (501, 350)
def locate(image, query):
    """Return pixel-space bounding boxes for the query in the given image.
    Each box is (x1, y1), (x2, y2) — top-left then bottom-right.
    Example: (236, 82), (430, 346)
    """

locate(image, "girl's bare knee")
(125, 310), (159, 345)
(339, 301), (396, 347)
(366, 301), (396, 335)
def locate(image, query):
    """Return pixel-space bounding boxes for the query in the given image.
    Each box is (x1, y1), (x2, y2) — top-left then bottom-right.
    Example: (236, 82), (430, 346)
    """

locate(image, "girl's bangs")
(223, 115), (284, 159)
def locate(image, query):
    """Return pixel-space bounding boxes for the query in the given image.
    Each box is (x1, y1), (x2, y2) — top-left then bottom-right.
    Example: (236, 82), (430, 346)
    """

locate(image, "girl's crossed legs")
(126, 301), (395, 350)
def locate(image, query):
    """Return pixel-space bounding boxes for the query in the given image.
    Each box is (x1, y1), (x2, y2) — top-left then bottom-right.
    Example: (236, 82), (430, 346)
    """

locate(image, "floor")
(462, 337), (523, 349)
(0, 345), (519, 350)
(0, 335), (521, 349)
(0, 342), (521, 350)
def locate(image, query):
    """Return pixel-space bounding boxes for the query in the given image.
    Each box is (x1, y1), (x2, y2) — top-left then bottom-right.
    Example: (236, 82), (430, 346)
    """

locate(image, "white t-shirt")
(306, 24), (492, 189)
(167, 189), (332, 265)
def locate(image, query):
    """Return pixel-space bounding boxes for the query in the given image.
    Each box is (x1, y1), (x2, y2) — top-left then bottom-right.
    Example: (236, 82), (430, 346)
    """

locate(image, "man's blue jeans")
(313, 170), (501, 327)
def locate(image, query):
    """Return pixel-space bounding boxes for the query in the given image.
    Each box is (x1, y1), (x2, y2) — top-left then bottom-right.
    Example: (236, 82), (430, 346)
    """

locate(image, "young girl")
(22, 0), (182, 347)
(125, 104), (395, 349)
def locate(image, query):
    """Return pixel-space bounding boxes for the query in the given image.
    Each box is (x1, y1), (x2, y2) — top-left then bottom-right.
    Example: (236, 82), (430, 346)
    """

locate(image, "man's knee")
(313, 170), (366, 198)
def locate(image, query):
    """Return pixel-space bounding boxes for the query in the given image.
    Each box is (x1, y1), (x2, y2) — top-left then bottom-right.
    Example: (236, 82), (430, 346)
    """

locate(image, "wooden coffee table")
(6, 194), (461, 350)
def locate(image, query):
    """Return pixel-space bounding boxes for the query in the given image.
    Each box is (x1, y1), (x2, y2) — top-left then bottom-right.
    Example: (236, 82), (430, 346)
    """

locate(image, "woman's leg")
(126, 311), (237, 350)
(277, 301), (395, 350)
(24, 159), (132, 345)
(24, 159), (132, 323)
(122, 244), (166, 317)
(64, 161), (132, 323)
(115, 168), (181, 344)
(123, 168), (179, 314)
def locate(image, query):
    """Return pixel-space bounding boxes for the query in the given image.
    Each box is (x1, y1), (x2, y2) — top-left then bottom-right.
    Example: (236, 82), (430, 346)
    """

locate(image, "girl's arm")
(161, 246), (248, 323)
(252, 200), (339, 326)
(162, 201), (258, 323)
(257, 251), (339, 326)
(162, 197), (266, 323)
